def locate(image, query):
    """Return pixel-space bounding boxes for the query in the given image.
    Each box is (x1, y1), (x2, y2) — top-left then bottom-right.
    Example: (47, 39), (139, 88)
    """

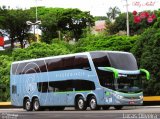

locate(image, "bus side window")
(53, 80), (73, 92)
(62, 57), (74, 70)
(73, 80), (95, 91)
(41, 82), (48, 92)
(37, 82), (48, 93)
(74, 55), (91, 71)
(12, 85), (17, 94)
(48, 86), (54, 92)
(47, 58), (63, 71)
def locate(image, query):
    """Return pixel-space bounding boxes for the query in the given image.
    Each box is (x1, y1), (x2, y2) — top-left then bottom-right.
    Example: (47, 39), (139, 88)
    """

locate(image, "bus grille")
(124, 97), (140, 100)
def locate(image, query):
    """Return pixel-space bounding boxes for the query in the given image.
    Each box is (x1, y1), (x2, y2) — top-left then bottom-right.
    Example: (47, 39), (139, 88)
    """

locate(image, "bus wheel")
(75, 96), (87, 110)
(89, 96), (99, 110)
(102, 106), (110, 110)
(33, 98), (41, 111)
(114, 106), (123, 110)
(25, 99), (33, 111)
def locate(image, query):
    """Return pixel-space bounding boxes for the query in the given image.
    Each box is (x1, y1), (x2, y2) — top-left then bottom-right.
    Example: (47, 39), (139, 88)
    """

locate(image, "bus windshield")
(97, 68), (143, 93)
(116, 74), (143, 93)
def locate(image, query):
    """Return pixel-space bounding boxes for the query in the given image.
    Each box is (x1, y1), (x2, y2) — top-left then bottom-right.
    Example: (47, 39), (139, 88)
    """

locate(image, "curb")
(0, 102), (12, 108)
(143, 96), (160, 101)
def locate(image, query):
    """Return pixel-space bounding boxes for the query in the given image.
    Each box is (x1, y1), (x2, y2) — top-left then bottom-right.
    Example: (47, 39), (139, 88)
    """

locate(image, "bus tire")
(114, 106), (123, 110)
(25, 98), (33, 111)
(75, 96), (87, 110)
(102, 106), (110, 110)
(33, 98), (41, 111)
(89, 96), (100, 110)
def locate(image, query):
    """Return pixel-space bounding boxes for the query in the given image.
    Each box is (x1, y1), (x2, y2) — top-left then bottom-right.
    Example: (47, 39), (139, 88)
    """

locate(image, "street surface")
(0, 106), (160, 119)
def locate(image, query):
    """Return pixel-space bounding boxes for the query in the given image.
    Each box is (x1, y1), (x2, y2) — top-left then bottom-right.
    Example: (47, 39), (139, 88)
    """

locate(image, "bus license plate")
(129, 101), (135, 104)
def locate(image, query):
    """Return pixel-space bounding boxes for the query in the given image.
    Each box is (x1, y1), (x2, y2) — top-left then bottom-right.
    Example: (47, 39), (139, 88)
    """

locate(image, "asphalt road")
(0, 106), (160, 119)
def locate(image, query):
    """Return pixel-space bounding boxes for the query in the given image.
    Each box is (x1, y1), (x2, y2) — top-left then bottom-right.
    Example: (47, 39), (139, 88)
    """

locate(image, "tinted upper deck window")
(12, 60), (47, 75)
(46, 55), (91, 71)
(12, 55), (91, 75)
(90, 52), (110, 67)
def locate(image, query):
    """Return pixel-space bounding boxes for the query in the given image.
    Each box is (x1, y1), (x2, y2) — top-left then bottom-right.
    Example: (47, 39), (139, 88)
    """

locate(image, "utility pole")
(126, 0), (130, 36)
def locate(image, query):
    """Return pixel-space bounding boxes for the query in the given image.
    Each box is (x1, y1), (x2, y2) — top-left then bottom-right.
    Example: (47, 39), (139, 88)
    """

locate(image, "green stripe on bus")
(53, 90), (92, 94)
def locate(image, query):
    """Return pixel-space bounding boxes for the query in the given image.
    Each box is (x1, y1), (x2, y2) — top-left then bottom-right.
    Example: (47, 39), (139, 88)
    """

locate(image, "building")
(92, 20), (106, 35)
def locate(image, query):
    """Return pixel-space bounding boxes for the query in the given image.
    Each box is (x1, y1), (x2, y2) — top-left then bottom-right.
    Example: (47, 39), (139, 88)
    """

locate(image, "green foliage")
(0, 8), (33, 48)
(12, 41), (72, 61)
(0, 7), (94, 47)
(37, 7), (94, 43)
(0, 49), (12, 57)
(131, 27), (160, 95)
(0, 55), (12, 101)
(74, 34), (138, 53)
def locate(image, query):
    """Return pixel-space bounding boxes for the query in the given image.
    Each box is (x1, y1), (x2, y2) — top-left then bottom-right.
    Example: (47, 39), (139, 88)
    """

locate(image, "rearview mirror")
(140, 69), (150, 80)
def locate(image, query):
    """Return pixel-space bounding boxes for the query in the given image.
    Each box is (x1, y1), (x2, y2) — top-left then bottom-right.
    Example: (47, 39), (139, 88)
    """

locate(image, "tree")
(0, 8), (33, 48)
(106, 6), (121, 21)
(37, 7), (94, 43)
(55, 8), (94, 41)
(0, 55), (12, 101)
(131, 27), (160, 95)
(1, 7), (94, 44)
(108, 11), (156, 35)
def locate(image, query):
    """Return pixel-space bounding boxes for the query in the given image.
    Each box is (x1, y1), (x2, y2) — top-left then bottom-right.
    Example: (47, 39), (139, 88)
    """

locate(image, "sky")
(0, 0), (159, 16)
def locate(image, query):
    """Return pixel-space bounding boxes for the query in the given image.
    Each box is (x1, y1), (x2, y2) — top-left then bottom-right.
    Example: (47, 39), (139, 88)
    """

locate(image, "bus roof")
(12, 51), (132, 65)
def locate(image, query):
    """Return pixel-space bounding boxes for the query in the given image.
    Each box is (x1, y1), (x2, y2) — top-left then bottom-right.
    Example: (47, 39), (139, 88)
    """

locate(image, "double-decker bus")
(10, 51), (149, 111)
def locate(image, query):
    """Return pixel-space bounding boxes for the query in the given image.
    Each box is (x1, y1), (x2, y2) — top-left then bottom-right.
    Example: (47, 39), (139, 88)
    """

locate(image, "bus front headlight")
(114, 93), (123, 100)
(117, 95), (123, 99)
(139, 95), (143, 99)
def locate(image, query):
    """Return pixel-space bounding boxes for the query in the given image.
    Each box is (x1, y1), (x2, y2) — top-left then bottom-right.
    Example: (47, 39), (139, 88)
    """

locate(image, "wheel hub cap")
(90, 99), (96, 109)
(78, 99), (84, 109)
(34, 101), (39, 110)
(26, 101), (30, 110)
